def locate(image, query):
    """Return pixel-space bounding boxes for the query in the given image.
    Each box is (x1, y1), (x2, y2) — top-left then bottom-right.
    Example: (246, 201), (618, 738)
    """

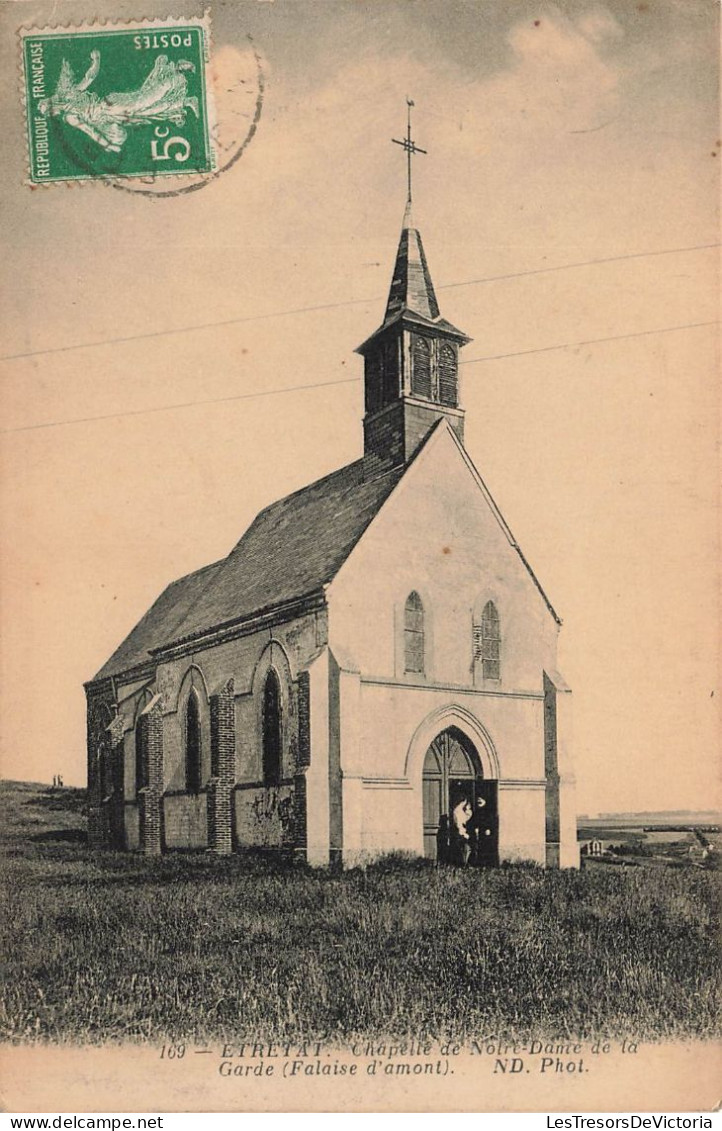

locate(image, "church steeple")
(357, 103), (472, 472)
(384, 201), (440, 323)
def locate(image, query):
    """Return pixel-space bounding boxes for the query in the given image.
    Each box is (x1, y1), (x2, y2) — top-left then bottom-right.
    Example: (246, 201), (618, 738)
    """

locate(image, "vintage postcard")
(0, 0), (719, 1115)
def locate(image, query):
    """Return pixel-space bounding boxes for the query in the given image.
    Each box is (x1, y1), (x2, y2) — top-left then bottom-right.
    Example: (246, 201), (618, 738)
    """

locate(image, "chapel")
(86, 149), (578, 868)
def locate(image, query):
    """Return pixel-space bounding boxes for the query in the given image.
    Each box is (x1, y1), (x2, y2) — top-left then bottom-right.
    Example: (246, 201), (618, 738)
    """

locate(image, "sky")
(0, 0), (719, 815)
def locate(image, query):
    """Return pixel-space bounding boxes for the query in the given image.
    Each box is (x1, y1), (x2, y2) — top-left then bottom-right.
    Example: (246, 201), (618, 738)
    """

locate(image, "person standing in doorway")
(469, 795), (487, 865)
(436, 814), (451, 864)
(451, 796), (472, 865)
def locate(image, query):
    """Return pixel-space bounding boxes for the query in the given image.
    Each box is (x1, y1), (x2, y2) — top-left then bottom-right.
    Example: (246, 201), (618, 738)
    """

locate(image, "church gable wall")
(326, 428), (563, 865)
(328, 427), (559, 691)
(348, 681), (542, 782)
(334, 672), (547, 864)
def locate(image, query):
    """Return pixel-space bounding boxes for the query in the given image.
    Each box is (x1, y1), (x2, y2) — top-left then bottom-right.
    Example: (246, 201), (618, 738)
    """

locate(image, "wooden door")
(471, 778), (499, 867)
(422, 741), (444, 859)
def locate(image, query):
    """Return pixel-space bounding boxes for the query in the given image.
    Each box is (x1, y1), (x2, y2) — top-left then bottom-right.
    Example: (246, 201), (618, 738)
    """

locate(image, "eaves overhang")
(355, 309), (471, 355)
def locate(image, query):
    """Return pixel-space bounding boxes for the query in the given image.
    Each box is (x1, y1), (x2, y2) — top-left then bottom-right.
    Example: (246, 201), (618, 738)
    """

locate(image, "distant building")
(690, 829), (717, 862)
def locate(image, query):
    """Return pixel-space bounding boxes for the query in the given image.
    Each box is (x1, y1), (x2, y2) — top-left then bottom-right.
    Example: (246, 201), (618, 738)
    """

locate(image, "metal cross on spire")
(392, 98), (427, 204)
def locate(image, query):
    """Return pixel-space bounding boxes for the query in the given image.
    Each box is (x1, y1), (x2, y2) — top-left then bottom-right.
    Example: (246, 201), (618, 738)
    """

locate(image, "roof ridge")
(231, 456), (404, 546)
(90, 559), (226, 682)
(236, 458), (364, 535)
(169, 558), (224, 586)
(355, 308), (470, 354)
(443, 426), (562, 625)
(161, 558), (227, 645)
(155, 455), (408, 654)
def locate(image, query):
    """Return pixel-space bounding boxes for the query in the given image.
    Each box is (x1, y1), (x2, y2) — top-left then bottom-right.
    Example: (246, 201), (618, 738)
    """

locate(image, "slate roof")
(385, 202), (440, 322)
(356, 309), (469, 354)
(92, 458), (405, 682)
(93, 560), (224, 682)
(356, 202), (470, 353)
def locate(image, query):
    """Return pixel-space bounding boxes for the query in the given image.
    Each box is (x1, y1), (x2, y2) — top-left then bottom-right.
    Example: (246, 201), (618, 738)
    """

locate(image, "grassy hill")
(1, 780), (719, 1045)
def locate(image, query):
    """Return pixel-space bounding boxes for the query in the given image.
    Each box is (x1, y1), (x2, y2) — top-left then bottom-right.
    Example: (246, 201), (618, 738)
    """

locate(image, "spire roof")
(354, 203), (470, 355)
(355, 102), (470, 355)
(384, 205), (440, 322)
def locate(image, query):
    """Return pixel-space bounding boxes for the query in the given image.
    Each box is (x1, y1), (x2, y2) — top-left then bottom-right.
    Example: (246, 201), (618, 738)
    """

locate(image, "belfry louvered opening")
(474, 600), (501, 680)
(438, 342), (458, 406)
(411, 334), (432, 399)
(404, 590), (425, 673)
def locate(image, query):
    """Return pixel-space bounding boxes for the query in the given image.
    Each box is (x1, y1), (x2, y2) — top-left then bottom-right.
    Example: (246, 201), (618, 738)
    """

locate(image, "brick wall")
(296, 672), (311, 769)
(292, 670), (311, 858)
(98, 617), (323, 857)
(234, 783), (295, 849)
(363, 398), (465, 472)
(208, 678), (235, 853)
(363, 402), (405, 472)
(137, 700), (164, 855)
(86, 685), (115, 849)
(292, 774), (308, 859)
(164, 792), (208, 848)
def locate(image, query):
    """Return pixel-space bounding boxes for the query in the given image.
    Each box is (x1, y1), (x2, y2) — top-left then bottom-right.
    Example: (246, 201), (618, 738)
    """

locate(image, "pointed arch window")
(438, 343), (458, 407)
(474, 601), (501, 680)
(411, 335), (432, 399)
(185, 689), (202, 793)
(262, 670), (282, 786)
(404, 591), (425, 674)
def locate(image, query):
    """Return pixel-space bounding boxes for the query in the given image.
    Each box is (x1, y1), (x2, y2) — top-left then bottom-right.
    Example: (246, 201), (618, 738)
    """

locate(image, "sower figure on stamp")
(39, 51), (199, 153)
(450, 796), (472, 866)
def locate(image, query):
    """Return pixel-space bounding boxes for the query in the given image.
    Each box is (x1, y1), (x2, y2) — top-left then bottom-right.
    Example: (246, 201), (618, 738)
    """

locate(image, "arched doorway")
(422, 726), (498, 866)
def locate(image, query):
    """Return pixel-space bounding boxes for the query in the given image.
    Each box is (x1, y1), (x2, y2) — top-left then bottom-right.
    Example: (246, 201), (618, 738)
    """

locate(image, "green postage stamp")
(21, 15), (215, 184)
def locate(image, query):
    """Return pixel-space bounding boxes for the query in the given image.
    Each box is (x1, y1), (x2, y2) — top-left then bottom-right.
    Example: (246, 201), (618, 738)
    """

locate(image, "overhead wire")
(2, 319), (716, 435)
(0, 242), (717, 364)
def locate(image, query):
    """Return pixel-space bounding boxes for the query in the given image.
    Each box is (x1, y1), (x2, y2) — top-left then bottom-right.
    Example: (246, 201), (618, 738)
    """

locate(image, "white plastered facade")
(315, 422), (579, 867)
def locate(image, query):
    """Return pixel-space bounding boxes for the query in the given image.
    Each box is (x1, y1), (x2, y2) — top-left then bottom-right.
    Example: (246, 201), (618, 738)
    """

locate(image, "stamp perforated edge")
(18, 9), (218, 189)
